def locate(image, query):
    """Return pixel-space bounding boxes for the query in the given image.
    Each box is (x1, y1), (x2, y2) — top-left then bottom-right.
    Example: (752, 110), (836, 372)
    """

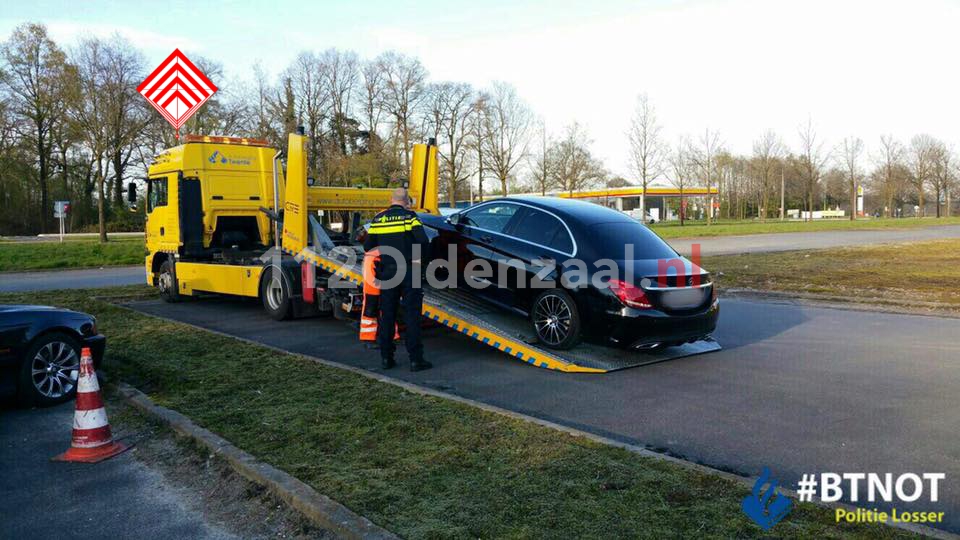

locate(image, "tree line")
(1, 22), (956, 238)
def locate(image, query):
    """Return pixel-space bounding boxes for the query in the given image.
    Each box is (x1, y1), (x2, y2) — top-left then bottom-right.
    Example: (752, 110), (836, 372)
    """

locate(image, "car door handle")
(480, 235), (493, 243)
(533, 255), (555, 265)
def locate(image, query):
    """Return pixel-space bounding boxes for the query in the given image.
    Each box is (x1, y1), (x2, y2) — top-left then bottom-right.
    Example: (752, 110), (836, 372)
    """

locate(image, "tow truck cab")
(142, 132), (439, 320)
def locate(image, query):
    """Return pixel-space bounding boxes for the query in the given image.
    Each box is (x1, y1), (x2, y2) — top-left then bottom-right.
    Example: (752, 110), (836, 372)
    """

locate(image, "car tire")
(158, 259), (181, 303)
(260, 266), (292, 321)
(18, 332), (83, 407)
(531, 289), (581, 350)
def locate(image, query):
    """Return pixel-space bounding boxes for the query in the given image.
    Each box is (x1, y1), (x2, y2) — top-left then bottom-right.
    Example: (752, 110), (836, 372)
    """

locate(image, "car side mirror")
(446, 213), (462, 227)
(127, 182), (137, 204)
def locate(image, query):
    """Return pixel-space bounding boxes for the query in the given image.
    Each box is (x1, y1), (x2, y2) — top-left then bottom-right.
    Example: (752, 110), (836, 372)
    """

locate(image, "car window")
(462, 203), (519, 233)
(591, 221), (677, 260)
(509, 207), (574, 254)
(148, 177), (168, 212)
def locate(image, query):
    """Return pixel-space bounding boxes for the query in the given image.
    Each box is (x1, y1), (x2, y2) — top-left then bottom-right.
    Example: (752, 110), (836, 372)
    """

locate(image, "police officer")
(363, 188), (431, 371)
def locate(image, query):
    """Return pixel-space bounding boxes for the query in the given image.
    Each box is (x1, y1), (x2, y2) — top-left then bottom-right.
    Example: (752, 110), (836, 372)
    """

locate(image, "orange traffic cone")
(360, 249), (398, 342)
(52, 347), (128, 463)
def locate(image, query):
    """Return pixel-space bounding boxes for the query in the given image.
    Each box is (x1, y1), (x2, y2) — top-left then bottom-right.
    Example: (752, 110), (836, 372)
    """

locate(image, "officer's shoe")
(409, 359), (433, 372)
(382, 357), (396, 370)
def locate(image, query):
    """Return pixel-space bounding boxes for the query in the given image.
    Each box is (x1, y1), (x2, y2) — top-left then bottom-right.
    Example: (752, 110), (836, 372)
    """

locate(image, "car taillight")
(608, 279), (653, 309)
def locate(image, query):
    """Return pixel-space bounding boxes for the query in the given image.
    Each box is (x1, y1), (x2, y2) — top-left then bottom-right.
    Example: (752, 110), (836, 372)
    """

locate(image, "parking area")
(0, 402), (237, 539)
(128, 294), (960, 533)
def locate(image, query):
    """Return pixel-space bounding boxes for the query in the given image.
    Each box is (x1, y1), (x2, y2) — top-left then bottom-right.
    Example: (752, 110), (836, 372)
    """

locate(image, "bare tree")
(96, 36), (151, 208)
(838, 136), (864, 220)
(751, 130), (784, 221)
(529, 119), (554, 195)
(320, 49), (359, 156)
(470, 91), (490, 201)
(908, 134), (937, 217)
(483, 82), (532, 196)
(359, 58), (386, 147)
(690, 128), (723, 225)
(71, 38), (112, 242)
(424, 82), (475, 206)
(668, 137), (694, 225)
(875, 135), (905, 217)
(287, 52), (328, 176)
(378, 51), (427, 171)
(627, 93), (665, 216)
(0, 23), (72, 233)
(549, 122), (605, 194)
(930, 142), (953, 218)
(797, 118), (829, 221)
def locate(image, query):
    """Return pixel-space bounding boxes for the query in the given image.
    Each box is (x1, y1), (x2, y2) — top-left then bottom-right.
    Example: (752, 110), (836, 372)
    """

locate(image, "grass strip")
(0, 285), (915, 539)
(650, 216), (960, 239)
(0, 238), (143, 272)
(704, 239), (960, 308)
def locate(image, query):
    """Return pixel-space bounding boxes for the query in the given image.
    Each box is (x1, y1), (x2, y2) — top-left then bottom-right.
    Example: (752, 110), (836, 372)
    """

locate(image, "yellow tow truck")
(140, 129), (437, 320)
(137, 130), (719, 373)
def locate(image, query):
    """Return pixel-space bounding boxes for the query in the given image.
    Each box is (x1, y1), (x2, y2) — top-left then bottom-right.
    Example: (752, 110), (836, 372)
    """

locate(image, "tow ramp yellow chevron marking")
(292, 248), (721, 374)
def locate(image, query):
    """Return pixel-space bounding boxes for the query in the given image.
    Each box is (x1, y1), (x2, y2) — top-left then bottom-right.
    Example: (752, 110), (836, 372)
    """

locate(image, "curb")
(115, 382), (399, 540)
(115, 303), (958, 540)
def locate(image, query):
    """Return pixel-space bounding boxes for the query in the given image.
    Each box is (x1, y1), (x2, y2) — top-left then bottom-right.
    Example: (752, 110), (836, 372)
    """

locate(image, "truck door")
(145, 174), (173, 252)
(179, 177), (204, 257)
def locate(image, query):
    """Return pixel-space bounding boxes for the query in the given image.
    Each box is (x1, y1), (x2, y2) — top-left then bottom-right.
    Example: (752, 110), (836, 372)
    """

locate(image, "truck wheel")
(158, 260), (181, 303)
(260, 267), (292, 321)
(18, 332), (82, 407)
(531, 289), (581, 350)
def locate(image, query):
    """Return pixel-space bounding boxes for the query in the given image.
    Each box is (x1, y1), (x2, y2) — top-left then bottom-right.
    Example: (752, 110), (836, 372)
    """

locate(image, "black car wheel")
(158, 259), (181, 303)
(260, 266), (292, 320)
(532, 289), (581, 350)
(19, 332), (82, 407)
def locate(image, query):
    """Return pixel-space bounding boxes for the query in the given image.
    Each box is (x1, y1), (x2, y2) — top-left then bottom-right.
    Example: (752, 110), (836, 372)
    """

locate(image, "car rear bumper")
(598, 300), (719, 349)
(82, 334), (106, 368)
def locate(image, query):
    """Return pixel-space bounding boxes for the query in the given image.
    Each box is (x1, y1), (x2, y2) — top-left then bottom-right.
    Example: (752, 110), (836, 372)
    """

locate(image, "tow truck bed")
(303, 248), (721, 373)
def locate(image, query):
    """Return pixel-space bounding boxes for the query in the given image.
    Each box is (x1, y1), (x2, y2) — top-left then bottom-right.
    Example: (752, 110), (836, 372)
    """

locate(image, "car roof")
(496, 196), (636, 225)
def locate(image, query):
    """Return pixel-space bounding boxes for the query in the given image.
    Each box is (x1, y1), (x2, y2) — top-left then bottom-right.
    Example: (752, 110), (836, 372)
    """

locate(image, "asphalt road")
(669, 223), (960, 256)
(129, 295), (960, 533)
(0, 402), (237, 539)
(0, 266), (144, 293)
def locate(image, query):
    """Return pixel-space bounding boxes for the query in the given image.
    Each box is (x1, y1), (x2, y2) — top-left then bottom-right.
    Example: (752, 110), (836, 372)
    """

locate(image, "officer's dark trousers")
(377, 270), (424, 362)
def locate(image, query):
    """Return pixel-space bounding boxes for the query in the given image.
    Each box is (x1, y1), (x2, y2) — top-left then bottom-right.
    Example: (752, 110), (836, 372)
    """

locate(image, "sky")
(3, 0), (960, 178)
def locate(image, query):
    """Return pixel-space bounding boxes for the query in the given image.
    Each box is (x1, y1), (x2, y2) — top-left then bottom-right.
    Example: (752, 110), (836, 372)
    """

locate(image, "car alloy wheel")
(31, 340), (79, 399)
(534, 293), (573, 347)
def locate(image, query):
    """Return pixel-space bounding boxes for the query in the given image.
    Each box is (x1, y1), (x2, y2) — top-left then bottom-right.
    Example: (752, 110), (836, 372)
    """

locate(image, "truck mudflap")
(295, 247), (721, 373)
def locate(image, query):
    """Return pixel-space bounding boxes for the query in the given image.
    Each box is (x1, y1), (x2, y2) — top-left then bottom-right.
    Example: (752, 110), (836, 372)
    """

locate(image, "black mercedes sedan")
(420, 196), (719, 350)
(0, 305), (105, 406)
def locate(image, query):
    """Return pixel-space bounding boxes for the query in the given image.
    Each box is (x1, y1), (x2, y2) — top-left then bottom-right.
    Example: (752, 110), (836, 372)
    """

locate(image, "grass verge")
(2, 285), (915, 538)
(704, 239), (960, 310)
(650, 216), (960, 239)
(0, 237), (143, 272)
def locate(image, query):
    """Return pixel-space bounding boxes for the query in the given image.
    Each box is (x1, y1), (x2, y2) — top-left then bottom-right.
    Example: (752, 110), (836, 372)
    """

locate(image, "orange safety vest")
(359, 248), (399, 342)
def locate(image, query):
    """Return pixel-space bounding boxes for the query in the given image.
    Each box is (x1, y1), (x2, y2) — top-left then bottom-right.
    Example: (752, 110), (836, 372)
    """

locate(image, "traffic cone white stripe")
(73, 408), (109, 431)
(76, 361), (100, 394)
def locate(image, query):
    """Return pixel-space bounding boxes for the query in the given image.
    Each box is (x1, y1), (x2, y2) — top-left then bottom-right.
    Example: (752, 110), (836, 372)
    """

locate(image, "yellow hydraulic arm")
(281, 132), (440, 256)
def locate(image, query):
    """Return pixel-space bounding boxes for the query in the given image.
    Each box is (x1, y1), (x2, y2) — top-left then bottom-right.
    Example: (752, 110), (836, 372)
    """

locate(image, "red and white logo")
(137, 48), (217, 133)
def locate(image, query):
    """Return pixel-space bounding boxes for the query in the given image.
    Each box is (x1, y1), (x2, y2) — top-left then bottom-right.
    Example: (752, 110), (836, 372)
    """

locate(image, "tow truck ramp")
(300, 247), (721, 374)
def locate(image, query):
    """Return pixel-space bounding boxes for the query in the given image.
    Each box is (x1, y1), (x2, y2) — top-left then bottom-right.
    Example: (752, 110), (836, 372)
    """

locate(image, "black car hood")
(0, 304), (71, 314)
